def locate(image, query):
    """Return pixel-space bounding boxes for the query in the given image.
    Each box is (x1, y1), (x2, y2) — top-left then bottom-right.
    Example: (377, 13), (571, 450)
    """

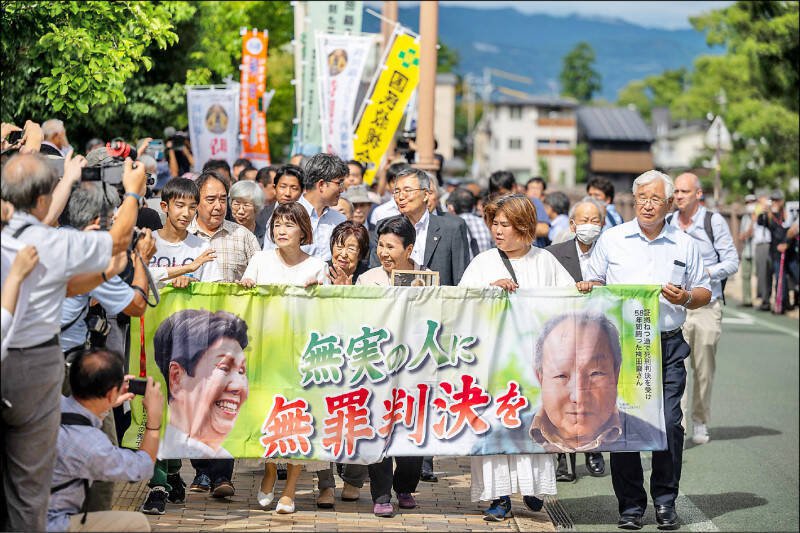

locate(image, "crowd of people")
(1, 117), (798, 532)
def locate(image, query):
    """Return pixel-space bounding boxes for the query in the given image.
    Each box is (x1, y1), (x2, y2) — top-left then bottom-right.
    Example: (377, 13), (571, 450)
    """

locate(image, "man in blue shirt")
(48, 349), (163, 532)
(579, 170), (711, 531)
(587, 177), (624, 229)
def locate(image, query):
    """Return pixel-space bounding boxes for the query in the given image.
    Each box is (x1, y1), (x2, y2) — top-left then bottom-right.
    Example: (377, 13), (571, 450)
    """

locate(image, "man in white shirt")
(579, 170), (711, 531)
(1, 152), (146, 532)
(752, 194), (773, 309)
(369, 162), (411, 227)
(737, 195), (757, 307)
(669, 173), (739, 445)
(284, 153), (349, 262)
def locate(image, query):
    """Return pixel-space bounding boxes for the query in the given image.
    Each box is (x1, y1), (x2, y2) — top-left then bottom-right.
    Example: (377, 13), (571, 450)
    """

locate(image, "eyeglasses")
(393, 188), (425, 197)
(231, 200), (254, 209)
(328, 179), (344, 189)
(333, 244), (360, 256)
(635, 196), (667, 207)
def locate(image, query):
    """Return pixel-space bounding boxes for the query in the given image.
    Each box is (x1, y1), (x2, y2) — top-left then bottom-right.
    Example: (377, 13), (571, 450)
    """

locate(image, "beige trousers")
(681, 299), (723, 426)
(69, 511), (150, 532)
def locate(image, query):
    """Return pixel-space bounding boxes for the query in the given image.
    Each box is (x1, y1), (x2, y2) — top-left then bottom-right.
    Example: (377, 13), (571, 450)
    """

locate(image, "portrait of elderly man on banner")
(153, 309), (251, 459)
(473, 310), (667, 455)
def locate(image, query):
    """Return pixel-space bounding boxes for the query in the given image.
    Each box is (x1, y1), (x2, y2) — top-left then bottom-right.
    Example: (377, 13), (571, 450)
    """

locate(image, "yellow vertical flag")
(352, 32), (420, 185)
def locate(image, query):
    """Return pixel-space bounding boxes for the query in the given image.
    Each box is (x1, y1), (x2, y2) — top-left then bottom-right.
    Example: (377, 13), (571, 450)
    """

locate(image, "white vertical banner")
(186, 85), (240, 173)
(317, 33), (375, 160)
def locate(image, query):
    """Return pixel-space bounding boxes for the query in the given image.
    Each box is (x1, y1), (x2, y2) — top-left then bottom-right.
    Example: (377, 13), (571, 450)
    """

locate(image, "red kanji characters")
(377, 384), (430, 446)
(493, 381), (529, 429)
(432, 375), (491, 439)
(260, 394), (314, 458)
(321, 387), (376, 458)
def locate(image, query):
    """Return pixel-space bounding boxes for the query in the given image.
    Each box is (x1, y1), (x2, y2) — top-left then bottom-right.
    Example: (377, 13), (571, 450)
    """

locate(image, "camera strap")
(134, 248), (160, 307)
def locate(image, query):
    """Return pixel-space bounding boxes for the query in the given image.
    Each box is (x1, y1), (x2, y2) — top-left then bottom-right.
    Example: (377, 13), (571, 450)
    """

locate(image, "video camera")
(164, 126), (189, 151)
(81, 138), (154, 190)
(396, 129), (416, 161)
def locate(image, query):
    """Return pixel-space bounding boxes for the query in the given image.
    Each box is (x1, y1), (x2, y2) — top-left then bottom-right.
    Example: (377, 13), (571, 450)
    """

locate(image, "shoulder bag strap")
(497, 249), (518, 284)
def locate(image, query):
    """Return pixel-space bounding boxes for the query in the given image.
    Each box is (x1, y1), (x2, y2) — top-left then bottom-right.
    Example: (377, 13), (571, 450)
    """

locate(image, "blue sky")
(371, 1), (735, 30)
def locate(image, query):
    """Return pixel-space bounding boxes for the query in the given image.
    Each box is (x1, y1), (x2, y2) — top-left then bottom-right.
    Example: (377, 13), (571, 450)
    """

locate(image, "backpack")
(52, 413), (93, 525)
(667, 210), (727, 304)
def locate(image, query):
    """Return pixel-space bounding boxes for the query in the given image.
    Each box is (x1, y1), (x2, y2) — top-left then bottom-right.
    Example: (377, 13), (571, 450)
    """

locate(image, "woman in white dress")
(458, 194), (575, 521)
(239, 202), (328, 514)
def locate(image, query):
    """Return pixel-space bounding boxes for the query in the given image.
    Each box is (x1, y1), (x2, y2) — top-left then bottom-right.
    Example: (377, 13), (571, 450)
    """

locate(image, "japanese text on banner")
(353, 32), (420, 185)
(239, 30), (270, 166)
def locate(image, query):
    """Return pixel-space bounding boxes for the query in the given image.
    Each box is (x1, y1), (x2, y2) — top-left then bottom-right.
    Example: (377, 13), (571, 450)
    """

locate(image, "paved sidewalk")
(113, 457), (556, 531)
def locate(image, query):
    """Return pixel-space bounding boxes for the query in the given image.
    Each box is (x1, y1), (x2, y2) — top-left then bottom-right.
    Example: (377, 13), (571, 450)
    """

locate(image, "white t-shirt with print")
(149, 231), (222, 285)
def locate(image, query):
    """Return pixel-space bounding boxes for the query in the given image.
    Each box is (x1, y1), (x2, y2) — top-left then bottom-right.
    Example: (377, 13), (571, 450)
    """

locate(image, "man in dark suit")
(394, 168), (470, 286)
(546, 196), (607, 481)
(393, 167), (470, 481)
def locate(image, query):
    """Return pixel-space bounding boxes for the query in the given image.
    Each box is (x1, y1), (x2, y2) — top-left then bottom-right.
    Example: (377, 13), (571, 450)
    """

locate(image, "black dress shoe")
(655, 505), (679, 530)
(420, 472), (438, 482)
(758, 302), (772, 311)
(617, 514), (643, 530)
(585, 452), (605, 476)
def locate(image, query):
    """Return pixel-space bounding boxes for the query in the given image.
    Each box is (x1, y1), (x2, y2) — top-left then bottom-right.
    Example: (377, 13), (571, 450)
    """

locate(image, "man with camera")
(1, 150), (146, 532)
(48, 348), (163, 532)
(59, 182), (157, 511)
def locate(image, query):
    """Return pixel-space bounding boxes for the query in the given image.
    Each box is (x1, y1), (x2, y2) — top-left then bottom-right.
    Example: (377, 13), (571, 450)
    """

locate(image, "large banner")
(239, 28), (271, 167)
(352, 31), (420, 185)
(187, 85), (240, 173)
(317, 33), (374, 160)
(123, 284), (666, 463)
(296, 1), (363, 154)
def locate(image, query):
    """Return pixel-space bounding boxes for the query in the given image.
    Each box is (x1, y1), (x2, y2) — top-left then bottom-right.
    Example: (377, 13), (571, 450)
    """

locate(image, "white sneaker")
(275, 496), (295, 514)
(692, 423), (710, 445)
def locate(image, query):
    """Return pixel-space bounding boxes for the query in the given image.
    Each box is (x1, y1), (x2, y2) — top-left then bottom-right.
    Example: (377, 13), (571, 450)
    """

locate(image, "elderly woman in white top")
(458, 194), (575, 522)
(229, 180), (265, 246)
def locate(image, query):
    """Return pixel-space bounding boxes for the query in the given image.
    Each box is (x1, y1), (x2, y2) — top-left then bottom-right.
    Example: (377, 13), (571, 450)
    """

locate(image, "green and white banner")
(123, 284), (666, 463)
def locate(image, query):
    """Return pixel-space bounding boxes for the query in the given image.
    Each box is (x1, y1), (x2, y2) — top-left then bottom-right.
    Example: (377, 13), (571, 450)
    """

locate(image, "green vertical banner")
(296, 0), (363, 153)
(123, 284), (664, 462)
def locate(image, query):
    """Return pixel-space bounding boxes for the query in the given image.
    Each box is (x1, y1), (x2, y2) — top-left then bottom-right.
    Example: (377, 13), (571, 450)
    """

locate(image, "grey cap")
(342, 184), (375, 204)
(770, 189), (785, 201)
(744, 194), (757, 203)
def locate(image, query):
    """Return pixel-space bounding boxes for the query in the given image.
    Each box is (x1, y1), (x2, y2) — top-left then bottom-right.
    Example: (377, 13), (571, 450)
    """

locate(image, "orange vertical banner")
(239, 29), (271, 166)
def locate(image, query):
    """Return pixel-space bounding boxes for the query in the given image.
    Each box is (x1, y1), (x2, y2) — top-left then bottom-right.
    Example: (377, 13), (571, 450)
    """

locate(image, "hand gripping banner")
(122, 284), (666, 463)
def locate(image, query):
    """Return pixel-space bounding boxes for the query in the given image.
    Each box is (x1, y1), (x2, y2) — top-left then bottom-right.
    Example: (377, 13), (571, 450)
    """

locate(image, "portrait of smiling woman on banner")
(153, 309), (250, 459)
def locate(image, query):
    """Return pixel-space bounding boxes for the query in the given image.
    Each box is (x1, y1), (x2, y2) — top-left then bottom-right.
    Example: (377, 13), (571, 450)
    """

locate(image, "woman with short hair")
(326, 221), (371, 285)
(229, 180), (265, 245)
(458, 193), (574, 521)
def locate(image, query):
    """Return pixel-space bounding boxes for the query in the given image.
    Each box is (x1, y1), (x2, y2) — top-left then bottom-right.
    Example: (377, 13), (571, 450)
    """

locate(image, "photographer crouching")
(59, 175), (157, 513)
(0, 148), (146, 532)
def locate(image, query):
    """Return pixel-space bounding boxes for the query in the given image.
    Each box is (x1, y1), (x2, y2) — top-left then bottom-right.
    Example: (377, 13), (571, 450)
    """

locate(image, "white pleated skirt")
(470, 454), (557, 502)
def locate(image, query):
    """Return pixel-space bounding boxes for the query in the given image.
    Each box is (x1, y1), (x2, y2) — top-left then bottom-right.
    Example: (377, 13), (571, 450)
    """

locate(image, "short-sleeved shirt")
(60, 275), (134, 352)
(458, 247), (575, 289)
(3, 213), (113, 348)
(584, 219), (711, 331)
(47, 396), (153, 531)
(149, 231), (223, 285)
(242, 249), (328, 286)
(668, 206), (739, 302)
(187, 218), (259, 282)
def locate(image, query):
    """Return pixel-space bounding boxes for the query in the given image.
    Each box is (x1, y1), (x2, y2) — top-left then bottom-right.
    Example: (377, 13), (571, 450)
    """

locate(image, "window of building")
(509, 107), (523, 119)
(509, 138), (522, 150)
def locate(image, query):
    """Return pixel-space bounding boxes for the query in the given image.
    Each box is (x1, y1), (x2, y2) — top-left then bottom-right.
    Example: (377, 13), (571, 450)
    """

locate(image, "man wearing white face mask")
(545, 196), (607, 481)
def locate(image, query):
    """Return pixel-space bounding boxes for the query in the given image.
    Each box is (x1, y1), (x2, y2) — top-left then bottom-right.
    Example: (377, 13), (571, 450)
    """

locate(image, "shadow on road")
(685, 425), (781, 449)
(685, 492), (768, 519)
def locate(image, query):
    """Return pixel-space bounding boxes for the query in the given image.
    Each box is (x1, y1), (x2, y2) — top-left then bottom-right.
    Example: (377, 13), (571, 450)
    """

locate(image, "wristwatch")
(683, 291), (693, 308)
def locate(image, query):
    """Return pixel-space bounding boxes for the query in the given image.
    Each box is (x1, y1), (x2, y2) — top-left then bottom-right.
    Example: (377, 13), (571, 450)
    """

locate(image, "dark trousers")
(191, 459), (234, 483)
(610, 331), (690, 516)
(367, 457), (423, 504)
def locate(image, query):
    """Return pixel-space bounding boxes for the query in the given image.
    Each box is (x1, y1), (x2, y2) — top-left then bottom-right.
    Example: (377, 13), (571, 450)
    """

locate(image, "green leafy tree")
(617, 1), (799, 194)
(437, 40), (460, 73)
(0, 1), (191, 119)
(559, 42), (602, 102)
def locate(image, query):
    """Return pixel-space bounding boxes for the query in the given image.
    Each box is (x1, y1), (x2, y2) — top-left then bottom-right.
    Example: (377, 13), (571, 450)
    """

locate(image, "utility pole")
(415, 0), (438, 171)
(381, 1), (397, 52)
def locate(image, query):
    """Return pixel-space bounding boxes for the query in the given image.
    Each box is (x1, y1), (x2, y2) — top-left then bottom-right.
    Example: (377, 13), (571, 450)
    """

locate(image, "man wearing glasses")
(577, 170), (711, 531)
(393, 168), (470, 286)
(294, 153), (349, 261)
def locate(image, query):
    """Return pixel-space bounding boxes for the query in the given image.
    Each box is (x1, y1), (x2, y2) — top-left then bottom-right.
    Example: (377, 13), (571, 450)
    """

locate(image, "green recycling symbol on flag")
(398, 48), (419, 69)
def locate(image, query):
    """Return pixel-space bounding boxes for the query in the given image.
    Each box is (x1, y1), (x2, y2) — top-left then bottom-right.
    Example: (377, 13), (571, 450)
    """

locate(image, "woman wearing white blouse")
(239, 202), (328, 514)
(458, 194), (574, 522)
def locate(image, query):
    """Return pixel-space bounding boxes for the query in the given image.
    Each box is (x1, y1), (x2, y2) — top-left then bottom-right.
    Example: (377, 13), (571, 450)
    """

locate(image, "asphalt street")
(554, 304), (799, 532)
